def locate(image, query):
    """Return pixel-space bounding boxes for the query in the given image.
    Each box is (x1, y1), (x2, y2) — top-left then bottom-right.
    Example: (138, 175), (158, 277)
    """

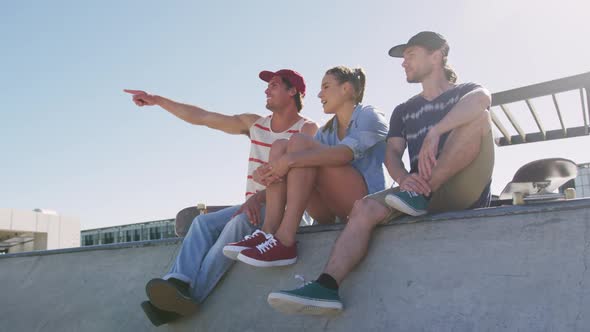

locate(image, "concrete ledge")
(0, 237), (182, 259)
(1, 199), (590, 331)
(4, 198), (590, 259)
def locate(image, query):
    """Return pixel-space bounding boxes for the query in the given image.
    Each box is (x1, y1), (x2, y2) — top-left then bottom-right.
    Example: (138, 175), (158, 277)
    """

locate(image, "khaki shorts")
(367, 129), (494, 223)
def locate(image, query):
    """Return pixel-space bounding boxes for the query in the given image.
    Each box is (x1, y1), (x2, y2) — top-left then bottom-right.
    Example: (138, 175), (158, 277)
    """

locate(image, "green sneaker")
(384, 190), (429, 216)
(267, 281), (343, 315)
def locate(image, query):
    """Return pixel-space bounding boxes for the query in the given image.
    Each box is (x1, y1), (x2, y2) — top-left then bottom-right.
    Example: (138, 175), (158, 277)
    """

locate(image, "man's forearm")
(288, 145), (353, 169)
(433, 90), (491, 135)
(385, 154), (409, 184)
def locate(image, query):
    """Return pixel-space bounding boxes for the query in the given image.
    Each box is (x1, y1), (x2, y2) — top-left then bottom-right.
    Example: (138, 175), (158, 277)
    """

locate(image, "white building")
(0, 208), (80, 254)
(574, 163), (590, 198)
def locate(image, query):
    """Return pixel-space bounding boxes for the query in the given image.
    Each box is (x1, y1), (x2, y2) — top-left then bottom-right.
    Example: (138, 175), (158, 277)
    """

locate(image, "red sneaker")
(237, 235), (297, 267)
(223, 230), (269, 260)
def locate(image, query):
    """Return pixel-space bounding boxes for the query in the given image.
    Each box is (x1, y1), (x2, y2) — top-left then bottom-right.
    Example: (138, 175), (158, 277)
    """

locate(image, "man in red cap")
(125, 69), (317, 326)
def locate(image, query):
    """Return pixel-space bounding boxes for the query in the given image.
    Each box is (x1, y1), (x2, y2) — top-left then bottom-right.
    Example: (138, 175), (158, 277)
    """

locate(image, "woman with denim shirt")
(223, 66), (390, 267)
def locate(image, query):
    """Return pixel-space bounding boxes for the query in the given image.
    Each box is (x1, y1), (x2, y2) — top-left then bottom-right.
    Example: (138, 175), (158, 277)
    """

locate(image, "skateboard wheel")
(565, 188), (576, 200)
(513, 192), (525, 205)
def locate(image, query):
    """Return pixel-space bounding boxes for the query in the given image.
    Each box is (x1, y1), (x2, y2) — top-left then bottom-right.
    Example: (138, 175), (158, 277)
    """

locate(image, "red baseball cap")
(259, 69), (306, 97)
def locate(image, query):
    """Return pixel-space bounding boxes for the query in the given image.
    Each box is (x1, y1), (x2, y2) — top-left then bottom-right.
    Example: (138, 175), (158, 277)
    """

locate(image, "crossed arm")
(386, 88), (491, 194)
(251, 122), (325, 185)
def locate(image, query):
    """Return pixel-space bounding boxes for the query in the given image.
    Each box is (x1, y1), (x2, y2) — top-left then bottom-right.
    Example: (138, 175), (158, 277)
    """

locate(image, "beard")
(406, 65), (432, 83)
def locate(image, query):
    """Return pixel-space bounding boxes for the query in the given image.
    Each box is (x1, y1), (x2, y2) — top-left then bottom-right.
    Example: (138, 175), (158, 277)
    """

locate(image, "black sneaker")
(145, 278), (199, 316)
(140, 301), (182, 327)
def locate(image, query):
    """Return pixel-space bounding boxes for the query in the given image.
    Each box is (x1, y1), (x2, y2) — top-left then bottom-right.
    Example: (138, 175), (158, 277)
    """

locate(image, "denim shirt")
(314, 104), (391, 194)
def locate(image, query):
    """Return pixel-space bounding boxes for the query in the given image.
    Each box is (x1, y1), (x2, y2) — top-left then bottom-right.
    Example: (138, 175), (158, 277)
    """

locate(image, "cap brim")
(388, 44), (407, 58)
(259, 70), (275, 82)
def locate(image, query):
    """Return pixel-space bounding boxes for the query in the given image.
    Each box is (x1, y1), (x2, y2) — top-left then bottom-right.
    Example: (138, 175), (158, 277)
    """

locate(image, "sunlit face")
(265, 76), (295, 112)
(317, 74), (350, 114)
(402, 46), (436, 83)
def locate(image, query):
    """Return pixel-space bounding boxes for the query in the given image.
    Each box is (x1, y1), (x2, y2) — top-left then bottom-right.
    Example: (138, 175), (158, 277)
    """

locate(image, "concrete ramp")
(2, 200), (590, 331)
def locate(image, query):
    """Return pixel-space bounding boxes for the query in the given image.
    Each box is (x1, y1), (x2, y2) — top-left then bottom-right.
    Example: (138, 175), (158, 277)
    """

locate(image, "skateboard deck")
(498, 158), (577, 204)
(174, 206), (201, 237)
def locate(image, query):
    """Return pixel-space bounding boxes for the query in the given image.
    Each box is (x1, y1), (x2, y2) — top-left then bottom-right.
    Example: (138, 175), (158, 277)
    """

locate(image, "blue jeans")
(164, 205), (264, 303)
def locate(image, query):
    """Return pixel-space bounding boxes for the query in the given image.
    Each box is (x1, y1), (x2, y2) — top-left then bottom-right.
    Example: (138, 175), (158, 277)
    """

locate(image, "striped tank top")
(245, 115), (307, 199)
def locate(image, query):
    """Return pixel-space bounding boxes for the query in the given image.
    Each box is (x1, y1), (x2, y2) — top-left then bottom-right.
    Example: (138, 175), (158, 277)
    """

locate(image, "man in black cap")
(267, 31), (494, 315)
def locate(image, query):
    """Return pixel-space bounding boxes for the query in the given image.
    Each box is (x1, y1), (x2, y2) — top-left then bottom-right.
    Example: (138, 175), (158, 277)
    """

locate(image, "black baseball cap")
(388, 31), (449, 58)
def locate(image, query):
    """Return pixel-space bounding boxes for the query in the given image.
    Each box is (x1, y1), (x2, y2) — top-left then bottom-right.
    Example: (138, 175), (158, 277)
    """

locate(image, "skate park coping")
(2, 199), (590, 331)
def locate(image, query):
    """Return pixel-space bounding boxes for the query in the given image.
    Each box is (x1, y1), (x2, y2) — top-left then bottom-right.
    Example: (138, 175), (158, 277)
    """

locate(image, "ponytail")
(325, 66), (367, 105)
(352, 68), (366, 104)
(442, 57), (457, 83)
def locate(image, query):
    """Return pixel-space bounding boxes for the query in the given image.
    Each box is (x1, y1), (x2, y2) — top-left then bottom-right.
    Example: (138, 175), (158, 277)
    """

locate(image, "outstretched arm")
(124, 89), (259, 135)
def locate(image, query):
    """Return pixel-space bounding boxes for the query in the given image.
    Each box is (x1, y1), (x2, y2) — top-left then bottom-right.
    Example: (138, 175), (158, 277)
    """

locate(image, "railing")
(490, 72), (590, 146)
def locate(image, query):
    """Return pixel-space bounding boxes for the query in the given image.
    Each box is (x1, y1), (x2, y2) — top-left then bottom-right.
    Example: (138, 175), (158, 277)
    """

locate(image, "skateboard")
(174, 204), (206, 237)
(498, 158), (577, 205)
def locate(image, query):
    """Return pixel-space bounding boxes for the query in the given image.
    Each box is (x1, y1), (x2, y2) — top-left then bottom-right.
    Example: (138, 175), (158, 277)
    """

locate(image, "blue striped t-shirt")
(387, 82), (482, 173)
(387, 82), (491, 208)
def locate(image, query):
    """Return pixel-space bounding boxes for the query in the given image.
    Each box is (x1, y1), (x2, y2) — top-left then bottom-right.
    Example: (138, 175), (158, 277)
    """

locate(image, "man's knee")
(443, 111), (490, 154)
(464, 111), (491, 136)
(187, 213), (204, 229)
(182, 214), (208, 240)
(186, 211), (221, 235)
(479, 111), (492, 136)
(463, 110), (492, 136)
(223, 212), (257, 235)
(287, 133), (312, 152)
(348, 198), (389, 228)
(269, 139), (288, 161)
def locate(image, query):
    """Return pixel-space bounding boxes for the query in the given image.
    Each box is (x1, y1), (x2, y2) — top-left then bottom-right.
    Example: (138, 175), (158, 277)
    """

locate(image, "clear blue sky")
(2, 0), (590, 230)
